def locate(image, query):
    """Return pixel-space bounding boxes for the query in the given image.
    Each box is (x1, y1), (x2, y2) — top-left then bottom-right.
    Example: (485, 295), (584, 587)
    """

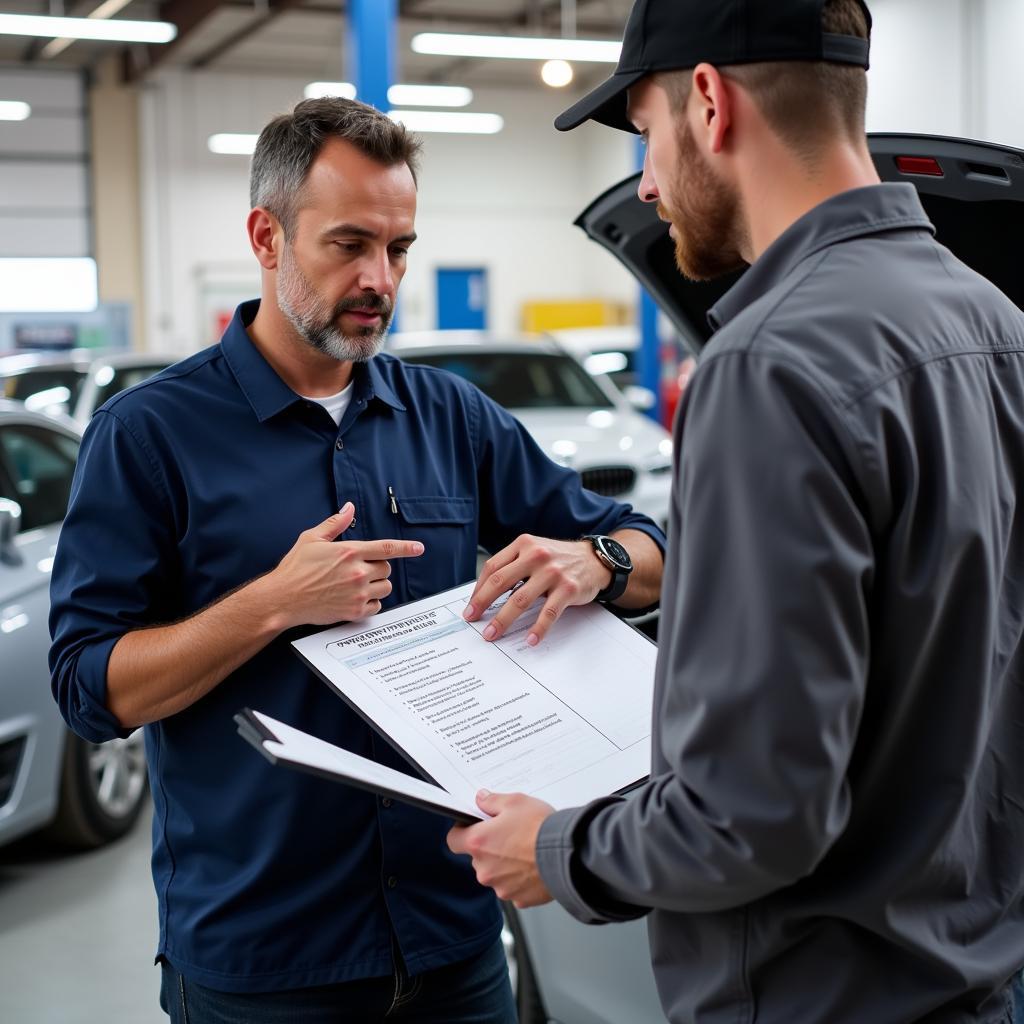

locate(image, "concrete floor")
(0, 800), (165, 1024)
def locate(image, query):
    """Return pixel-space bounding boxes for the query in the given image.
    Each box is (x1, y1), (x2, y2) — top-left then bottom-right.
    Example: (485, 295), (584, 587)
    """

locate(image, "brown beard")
(658, 118), (748, 282)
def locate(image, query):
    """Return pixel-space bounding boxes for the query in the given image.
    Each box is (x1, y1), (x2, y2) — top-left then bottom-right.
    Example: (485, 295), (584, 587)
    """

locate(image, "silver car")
(0, 400), (147, 848)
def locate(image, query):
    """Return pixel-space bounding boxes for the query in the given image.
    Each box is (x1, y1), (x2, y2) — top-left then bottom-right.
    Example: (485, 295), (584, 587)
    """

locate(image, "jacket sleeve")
(48, 408), (178, 743)
(467, 384), (666, 558)
(537, 350), (875, 921)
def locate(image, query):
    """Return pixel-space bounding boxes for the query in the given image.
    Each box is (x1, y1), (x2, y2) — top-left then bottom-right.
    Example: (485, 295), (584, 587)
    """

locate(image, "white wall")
(139, 0), (1024, 354)
(866, 0), (968, 137)
(977, 0), (1024, 146)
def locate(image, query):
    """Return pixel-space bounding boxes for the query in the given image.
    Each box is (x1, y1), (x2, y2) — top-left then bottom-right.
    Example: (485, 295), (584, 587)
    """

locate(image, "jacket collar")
(221, 300), (405, 422)
(708, 183), (935, 331)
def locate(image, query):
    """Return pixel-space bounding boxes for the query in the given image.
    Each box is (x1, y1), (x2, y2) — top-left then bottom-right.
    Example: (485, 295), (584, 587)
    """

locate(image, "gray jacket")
(538, 184), (1024, 1024)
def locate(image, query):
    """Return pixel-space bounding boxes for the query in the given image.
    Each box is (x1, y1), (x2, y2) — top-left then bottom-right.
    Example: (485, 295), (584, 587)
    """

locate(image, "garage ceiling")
(0, 0), (632, 88)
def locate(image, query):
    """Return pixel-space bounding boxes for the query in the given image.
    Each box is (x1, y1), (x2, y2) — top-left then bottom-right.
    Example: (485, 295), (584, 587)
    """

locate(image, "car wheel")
(45, 729), (148, 848)
(502, 905), (547, 1024)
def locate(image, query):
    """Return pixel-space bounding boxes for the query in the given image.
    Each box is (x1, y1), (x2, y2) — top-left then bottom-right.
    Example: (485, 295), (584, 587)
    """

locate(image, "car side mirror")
(0, 498), (23, 566)
(623, 385), (657, 412)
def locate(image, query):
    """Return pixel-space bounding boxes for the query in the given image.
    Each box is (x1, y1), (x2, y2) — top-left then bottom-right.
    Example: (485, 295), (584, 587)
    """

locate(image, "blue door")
(436, 268), (488, 330)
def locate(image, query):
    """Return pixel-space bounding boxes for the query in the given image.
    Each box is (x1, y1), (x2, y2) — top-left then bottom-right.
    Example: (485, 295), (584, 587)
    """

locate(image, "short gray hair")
(249, 97), (422, 238)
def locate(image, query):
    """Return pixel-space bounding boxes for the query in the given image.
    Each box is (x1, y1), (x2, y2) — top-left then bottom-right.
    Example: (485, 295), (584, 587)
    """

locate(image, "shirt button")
(381, 798), (392, 808)
(335, 439), (344, 451)
(387, 875), (398, 889)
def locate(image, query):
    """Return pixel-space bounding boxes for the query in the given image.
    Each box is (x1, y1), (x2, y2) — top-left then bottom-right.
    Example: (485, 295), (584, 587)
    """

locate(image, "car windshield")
(399, 350), (615, 410)
(3, 368), (87, 405)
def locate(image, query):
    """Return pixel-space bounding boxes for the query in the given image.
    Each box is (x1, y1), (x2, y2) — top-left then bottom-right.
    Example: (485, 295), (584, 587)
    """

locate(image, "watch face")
(599, 537), (632, 571)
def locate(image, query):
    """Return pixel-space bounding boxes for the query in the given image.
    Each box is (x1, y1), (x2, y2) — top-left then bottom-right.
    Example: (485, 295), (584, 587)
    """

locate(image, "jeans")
(1010, 971), (1024, 1024)
(159, 939), (517, 1024)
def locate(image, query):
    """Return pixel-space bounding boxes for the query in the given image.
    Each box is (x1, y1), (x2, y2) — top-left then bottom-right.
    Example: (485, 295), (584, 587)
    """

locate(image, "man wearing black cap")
(449, 0), (1024, 1021)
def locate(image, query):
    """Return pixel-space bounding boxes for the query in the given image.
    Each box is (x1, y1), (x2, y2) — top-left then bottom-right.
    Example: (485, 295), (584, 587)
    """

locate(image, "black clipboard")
(234, 708), (482, 824)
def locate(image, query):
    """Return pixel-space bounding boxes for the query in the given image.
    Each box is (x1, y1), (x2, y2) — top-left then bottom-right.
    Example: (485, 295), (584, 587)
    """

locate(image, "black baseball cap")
(555, 0), (872, 134)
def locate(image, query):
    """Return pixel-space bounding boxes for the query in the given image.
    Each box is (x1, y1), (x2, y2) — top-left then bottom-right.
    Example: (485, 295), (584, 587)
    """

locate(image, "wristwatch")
(582, 535), (633, 604)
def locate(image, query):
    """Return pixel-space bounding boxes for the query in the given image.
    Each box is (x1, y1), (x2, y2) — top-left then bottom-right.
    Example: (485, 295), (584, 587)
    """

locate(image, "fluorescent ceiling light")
(40, 0), (135, 58)
(412, 32), (620, 63)
(304, 82), (473, 107)
(388, 84), (473, 107)
(209, 107), (503, 155)
(208, 133), (259, 155)
(387, 110), (503, 134)
(0, 101), (30, 121)
(0, 258), (98, 313)
(303, 81), (358, 100)
(0, 12), (176, 44)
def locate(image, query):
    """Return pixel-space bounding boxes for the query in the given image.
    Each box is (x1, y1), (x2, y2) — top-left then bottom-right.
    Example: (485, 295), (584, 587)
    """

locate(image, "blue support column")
(347, 0), (398, 327)
(347, 0), (396, 114)
(634, 136), (662, 424)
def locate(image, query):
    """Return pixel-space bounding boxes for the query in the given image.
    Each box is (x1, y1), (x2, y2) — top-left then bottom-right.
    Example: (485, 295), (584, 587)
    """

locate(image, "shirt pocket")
(393, 495), (477, 601)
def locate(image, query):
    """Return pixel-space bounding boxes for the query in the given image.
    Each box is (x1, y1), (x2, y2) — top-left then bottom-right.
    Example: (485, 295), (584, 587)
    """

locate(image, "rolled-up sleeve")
(49, 409), (177, 743)
(538, 350), (874, 920)
(469, 386), (665, 556)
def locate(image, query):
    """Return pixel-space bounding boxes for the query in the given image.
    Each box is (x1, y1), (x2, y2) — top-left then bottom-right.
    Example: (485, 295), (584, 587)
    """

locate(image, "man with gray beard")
(48, 97), (665, 1023)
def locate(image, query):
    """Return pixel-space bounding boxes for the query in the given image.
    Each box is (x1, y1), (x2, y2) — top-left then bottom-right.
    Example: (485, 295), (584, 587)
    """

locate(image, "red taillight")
(895, 155), (944, 177)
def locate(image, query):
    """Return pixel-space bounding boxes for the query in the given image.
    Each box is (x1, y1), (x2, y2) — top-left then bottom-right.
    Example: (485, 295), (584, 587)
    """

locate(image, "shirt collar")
(221, 300), (405, 422)
(708, 183), (936, 331)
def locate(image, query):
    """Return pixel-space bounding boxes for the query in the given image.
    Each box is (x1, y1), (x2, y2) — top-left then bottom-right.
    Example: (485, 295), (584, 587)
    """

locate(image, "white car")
(387, 331), (673, 531)
(0, 349), (174, 425)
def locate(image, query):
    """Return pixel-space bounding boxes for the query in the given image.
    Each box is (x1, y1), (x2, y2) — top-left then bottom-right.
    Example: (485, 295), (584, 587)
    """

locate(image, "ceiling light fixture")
(40, 0), (136, 59)
(304, 82), (474, 108)
(0, 12), (176, 44)
(411, 32), (620, 63)
(0, 101), (31, 121)
(541, 59), (574, 87)
(209, 108), (503, 156)
(303, 81), (358, 100)
(387, 84), (473, 108)
(208, 133), (259, 155)
(387, 110), (504, 134)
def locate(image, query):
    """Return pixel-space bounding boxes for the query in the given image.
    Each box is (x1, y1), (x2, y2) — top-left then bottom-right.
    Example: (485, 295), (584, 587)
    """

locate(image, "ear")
(691, 63), (732, 156)
(247, 206), (284, 271)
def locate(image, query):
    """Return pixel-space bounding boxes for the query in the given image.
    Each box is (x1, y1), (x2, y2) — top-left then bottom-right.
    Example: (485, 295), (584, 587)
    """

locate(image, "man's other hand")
(447, 791), (555, 909)
(462, 535), (610, 646)
(268, 502), (425, 628)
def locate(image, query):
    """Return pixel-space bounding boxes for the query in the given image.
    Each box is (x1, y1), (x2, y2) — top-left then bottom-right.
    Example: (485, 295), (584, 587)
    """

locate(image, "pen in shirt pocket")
(387, 485), (398, 515)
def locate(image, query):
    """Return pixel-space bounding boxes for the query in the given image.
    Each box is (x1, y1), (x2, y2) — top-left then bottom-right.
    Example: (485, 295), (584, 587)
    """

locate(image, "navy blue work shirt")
(49, 300), (665, 993)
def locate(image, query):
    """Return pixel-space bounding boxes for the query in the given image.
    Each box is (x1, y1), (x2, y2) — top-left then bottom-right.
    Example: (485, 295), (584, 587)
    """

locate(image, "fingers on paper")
(465, 545), (520, 620)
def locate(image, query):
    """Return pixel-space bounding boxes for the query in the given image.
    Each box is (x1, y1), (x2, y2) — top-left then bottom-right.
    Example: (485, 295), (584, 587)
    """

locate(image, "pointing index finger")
(350, 539), (425, 559)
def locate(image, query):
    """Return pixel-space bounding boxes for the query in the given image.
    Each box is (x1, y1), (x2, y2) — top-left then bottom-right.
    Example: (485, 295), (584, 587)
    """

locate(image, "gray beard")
(277, 252), (392, 363)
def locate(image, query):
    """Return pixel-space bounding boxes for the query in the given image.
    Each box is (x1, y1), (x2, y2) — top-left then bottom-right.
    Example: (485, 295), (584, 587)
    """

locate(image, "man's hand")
(268, 502), (425, 628)
(463, 535), (611, 646)
(447, 791), (555, 909)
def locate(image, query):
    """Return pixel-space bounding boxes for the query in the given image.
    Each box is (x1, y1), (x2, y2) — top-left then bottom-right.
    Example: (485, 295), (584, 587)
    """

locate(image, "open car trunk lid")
(576, 133), (1024, 352)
